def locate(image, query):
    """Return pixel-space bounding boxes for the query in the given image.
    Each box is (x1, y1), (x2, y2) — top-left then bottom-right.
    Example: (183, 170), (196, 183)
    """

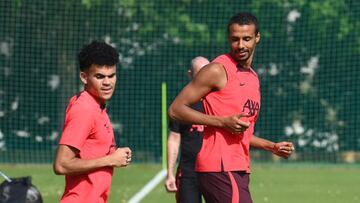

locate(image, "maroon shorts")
(197, 171), (253, 203)
(175, 169), (202, 203)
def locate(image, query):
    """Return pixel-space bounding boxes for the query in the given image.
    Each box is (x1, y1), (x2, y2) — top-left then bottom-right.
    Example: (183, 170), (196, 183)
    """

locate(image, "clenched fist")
(108, 147), (132, 167)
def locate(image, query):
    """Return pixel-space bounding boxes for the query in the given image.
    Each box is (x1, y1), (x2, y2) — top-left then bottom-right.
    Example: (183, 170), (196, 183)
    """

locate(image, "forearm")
(166, 133), (180, 176)
(251, 135), (295, 159)
(167, 146), (178, 176)
(169, 101), (223, 128)
(54, 155), (111, 175)
(53, 145), (120, 175)
(250, 135), (275, 152)
(165, 133), (180, 193)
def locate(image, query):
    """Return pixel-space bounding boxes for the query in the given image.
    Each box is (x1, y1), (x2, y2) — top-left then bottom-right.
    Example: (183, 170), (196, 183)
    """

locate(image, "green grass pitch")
(0, 163), (359, 203)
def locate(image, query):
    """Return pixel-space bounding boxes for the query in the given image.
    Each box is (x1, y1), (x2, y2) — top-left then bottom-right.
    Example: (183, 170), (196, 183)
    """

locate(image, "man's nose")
(238, 40), (245, 49)
(103, 77), (110, 85)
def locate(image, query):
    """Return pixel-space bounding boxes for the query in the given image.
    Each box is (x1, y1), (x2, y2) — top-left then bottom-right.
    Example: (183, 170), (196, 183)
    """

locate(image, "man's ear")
(80, 72), (87, 85)
(187, 69), (192, 78)
(256, 32), (260, 44)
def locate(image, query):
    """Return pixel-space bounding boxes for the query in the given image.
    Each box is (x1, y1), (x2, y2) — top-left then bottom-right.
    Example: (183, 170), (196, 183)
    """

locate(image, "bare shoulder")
(199, 62), (225, 75)
(193, 62), (226, 90)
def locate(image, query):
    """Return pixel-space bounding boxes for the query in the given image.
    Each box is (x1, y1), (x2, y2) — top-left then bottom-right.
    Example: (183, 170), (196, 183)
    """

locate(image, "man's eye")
(95, 75), (104, 79)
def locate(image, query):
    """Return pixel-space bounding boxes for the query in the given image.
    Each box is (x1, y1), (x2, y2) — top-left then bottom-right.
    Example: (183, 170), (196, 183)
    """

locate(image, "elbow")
(53, 162), (66, 175)
(168, 103), (179, 121)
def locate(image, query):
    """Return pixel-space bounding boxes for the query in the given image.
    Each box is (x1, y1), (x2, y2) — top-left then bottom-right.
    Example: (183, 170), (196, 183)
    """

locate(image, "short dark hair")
(227, 12), (259, 35)
(78, 40), (119, 71)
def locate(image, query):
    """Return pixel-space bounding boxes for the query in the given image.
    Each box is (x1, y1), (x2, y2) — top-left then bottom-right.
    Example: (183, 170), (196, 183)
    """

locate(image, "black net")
(0, 0), (359, 163)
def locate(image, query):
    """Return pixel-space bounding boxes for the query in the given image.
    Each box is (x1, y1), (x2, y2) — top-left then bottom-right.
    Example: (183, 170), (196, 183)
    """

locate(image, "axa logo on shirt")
(190, 124), (204, 132)
(242, 99), (260, 116)
(104, 123), (111, 133)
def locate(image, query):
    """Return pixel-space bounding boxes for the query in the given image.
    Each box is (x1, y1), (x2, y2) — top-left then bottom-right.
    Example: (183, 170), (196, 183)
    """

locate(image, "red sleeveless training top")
(196, 54), (261, 172)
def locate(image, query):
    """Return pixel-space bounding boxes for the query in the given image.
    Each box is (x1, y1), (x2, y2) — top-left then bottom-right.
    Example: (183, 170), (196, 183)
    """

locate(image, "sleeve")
(168, 118), (181, 133)
(59, 104), (94, 152)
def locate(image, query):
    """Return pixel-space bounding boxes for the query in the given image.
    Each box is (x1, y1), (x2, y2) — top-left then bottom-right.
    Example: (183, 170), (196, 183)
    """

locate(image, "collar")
(226, 53), (257, 75)
(79, 91), (107, 111)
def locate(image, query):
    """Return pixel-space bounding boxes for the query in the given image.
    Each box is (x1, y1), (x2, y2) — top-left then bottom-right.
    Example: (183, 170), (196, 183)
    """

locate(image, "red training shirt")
(59, 91), (116, 203)
(196, 54), (261, 173)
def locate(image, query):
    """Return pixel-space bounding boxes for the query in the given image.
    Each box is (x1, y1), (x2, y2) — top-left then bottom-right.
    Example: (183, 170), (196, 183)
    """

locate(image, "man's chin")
(101, 94), (113, 101)
(231, 53), (248, 62)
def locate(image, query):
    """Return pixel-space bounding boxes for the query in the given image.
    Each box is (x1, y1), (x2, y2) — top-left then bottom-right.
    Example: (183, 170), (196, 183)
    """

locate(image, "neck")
(238, 56), (253, 69)
(84, 90), (106, 108)
(100, 103), (106, 110)
(229, 53), (253, 69)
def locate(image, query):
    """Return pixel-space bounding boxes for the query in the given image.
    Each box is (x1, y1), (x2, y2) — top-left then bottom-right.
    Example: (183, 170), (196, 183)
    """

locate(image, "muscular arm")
(169, 63), (225, 126)
(165, 131), (181, 192)
(168, 63), (250, 133)
(53, 144), (131, 175)
(250, 135), (294, 159)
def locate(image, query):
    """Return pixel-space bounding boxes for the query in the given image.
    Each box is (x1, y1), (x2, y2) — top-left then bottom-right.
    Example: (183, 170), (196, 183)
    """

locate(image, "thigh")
(197, 172), (232, 203)
(178, 177), (202, 203)
(197, 172), (253, 203)
(231, 172), (253, 203)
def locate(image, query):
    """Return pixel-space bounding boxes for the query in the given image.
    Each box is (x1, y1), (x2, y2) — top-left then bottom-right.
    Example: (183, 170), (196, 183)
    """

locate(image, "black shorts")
(175, 169), (202, 203)
(197, 171), (253, 203)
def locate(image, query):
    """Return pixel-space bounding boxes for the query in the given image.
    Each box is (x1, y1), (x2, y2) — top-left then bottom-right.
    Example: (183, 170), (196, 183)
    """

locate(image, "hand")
(109, 147), (132, 167)
(223, 113), (250, 134)
(271, 142), (295, 159)
(165, 174), (177, 192)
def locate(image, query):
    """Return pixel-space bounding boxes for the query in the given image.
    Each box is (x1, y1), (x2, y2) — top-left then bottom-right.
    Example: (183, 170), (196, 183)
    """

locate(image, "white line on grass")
(128, 169), (167, 203)
(0, 171), (12, 182)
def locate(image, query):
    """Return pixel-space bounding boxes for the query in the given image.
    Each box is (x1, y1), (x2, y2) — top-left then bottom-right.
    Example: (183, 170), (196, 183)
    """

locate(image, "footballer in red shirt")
(53, 41), (132, 203)
(169, 13), (294, 203)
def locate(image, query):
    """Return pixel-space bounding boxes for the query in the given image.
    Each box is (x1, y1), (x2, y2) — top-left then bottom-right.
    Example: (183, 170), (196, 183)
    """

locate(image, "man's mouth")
(237, 51), (247, 58)
(102, 88), (113, 93)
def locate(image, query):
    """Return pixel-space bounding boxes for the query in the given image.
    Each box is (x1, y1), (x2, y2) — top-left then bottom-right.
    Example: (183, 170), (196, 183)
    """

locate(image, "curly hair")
(78, 40), (119, 71)
(227, 12), (259, 35)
